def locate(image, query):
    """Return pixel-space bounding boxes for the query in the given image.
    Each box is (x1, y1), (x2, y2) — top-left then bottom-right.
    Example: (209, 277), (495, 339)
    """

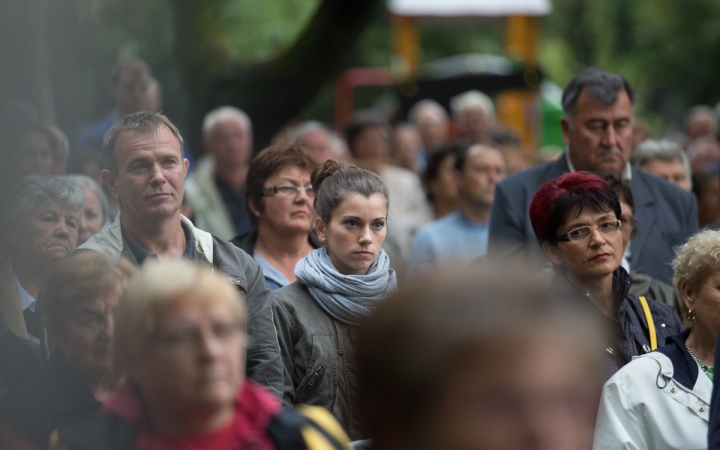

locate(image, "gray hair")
(66, 174), (111, 227)
(631, 139), (691, 188)
(408, 99), (448, 124)
(686, 105), (717, 136)
(202, 106), (252, 137)
(8, 175), (84, 232)
(562, 67), (635, 126)
(103, 112), (184, 174)
(450, 90), (495, 121)
(288, 120), (332, 143)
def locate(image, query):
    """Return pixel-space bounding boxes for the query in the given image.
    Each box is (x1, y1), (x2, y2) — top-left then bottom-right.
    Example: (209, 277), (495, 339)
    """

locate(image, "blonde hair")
(113, 259), (245, 373)
(40, 251), (135, 338)
(672, 229), (720, 325)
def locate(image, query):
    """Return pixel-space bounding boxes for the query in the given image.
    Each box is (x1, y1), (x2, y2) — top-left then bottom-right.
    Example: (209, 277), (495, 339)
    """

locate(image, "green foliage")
(222, 0), (322, 63)
(21, 0), (720, 143)
(543, 0), (720, 127)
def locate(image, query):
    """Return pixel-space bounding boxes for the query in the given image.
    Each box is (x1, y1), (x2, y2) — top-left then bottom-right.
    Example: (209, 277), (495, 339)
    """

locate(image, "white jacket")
(593, 330), (710, 450)
(184, 158), (237, 241)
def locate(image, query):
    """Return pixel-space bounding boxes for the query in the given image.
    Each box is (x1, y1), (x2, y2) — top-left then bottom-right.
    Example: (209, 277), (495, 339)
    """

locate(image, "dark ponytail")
(311, 159), (389, 224)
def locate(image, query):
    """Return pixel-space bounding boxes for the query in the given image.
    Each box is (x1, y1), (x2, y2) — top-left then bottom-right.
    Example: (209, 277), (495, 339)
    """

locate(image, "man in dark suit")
(488, 68), (697, 285)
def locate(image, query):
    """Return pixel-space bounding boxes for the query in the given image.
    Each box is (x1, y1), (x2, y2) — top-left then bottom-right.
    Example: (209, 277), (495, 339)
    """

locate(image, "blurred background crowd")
(4, 0), (720, 449)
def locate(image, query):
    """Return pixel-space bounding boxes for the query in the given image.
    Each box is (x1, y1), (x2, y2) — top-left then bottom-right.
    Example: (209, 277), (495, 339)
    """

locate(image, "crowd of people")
(3, 57), (720, 449)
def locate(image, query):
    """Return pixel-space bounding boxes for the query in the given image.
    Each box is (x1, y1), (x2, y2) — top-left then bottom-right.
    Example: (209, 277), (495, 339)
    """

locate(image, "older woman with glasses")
(530, 172), (683, 378)
(232, 144), (318, 291)
(594, 230), (720, 449)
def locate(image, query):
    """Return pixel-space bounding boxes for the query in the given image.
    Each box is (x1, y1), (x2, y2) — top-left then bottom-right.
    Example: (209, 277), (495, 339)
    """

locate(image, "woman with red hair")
(530, 172), (683, 378)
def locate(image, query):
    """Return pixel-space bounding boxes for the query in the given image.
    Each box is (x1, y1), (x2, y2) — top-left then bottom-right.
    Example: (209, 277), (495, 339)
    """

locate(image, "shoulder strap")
(267, 407), (347, 450)
(638, 296), (658, 351)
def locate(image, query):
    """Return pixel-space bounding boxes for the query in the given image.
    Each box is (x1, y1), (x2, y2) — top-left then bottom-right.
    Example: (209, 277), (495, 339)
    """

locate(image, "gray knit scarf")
(294, 246), (398, 326)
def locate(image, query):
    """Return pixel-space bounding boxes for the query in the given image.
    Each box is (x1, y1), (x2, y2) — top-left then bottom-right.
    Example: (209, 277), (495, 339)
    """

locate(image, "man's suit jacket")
(488, 154), (698, 285)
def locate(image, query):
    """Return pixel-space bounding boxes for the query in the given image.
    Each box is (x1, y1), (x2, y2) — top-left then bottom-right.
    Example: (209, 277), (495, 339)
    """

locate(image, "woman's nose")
(359, 227), (372, 244)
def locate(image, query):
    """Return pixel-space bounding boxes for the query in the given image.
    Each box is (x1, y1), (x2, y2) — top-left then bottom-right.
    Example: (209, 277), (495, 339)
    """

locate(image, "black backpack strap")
(267, 407), (346, 450)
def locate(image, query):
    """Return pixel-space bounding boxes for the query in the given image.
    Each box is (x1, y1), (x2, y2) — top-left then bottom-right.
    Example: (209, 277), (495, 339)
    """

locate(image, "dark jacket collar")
(230, 229), (319, 257)
(551, 266), (632, 313)
(611, 266), (633, 316)
(656, 329), (697, 390)
(231, 229), (258, 255)
(42, 351), (100, 416)
(550, 266), (630, 344)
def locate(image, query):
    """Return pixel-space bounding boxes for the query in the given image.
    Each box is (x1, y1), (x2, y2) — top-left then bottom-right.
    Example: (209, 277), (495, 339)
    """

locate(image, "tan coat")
(0, 258), (28, 339)
(184, 159), (237, 241)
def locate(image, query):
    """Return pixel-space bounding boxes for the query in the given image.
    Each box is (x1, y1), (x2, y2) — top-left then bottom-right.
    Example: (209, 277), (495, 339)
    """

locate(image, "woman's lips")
(147, 192), (171, 200)
(591, 253), (611, 261)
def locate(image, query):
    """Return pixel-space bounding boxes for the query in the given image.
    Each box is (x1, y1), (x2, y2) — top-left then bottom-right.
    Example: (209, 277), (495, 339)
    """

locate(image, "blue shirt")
(252, 252), (291, 291)
(407, 210), (489, 277)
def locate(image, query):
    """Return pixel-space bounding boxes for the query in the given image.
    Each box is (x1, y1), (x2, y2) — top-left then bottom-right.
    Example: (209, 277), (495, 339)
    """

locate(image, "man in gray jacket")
(488, 68), (697, 285)
(77, 111), (283, 397)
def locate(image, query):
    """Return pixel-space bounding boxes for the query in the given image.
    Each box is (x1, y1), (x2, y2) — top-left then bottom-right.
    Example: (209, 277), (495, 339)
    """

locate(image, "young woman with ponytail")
(272, 160), (397, 441)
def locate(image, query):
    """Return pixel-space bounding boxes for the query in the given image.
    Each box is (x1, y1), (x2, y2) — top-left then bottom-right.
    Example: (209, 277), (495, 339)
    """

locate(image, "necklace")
(686, 344), (714, 381)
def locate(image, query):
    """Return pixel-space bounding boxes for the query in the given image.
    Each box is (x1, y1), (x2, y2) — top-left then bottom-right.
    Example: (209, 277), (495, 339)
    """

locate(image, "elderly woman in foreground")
(529, 172), (684, 377)
(0, 176), (83, 342)
(50, 259), (350, 450)
(594, 230), (720, 449)
(0, 251), (134, 448)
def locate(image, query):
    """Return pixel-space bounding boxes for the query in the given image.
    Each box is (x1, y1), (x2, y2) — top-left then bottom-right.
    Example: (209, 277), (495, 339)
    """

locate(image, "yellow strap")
(638, 296), (658, 351)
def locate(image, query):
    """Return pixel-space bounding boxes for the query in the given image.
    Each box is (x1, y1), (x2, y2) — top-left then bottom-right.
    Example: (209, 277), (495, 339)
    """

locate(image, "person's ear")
(183, 158), (189, 178)
(101, 169), (120, 201)
(679, 280), (695, 316)
(248, 198), (262, 221)
(541, 241), (564, 266)
(315, 216), (328, 244)
(561, 117), (572, 147)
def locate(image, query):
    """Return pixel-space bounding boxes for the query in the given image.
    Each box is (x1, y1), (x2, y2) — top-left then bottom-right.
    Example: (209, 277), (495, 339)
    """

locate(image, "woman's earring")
(688, 309), (695, 321)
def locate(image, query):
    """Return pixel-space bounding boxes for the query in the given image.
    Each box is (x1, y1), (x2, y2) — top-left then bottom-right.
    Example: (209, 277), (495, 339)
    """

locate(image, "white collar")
(14, 272), (36, 313)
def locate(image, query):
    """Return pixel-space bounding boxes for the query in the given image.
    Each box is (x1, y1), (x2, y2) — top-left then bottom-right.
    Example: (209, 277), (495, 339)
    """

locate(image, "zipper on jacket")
(295, 365), (325, 400)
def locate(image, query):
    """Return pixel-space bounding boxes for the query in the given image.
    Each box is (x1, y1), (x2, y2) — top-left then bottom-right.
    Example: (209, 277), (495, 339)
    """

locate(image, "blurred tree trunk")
(171, 0), (384, 151)
(0, 0), (54, 120)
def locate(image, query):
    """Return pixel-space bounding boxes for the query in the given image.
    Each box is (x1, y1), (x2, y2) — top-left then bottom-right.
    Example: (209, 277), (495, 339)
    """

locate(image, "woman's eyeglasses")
(262, 185), (315, 198)
(556, 220), (622, 242)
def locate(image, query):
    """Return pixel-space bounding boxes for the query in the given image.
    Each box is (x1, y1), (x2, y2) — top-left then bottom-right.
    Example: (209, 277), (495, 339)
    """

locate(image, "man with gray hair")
(685, 105), (716, 144)
(78, 111), (284, 397)
(489, 67), (697, 285)
(450, 90), (495, 145)
(631, 139), (692, 192)
(290, 120), (343, 162)
(408, 99), (449, 153)
(184, 106), (254, 240)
